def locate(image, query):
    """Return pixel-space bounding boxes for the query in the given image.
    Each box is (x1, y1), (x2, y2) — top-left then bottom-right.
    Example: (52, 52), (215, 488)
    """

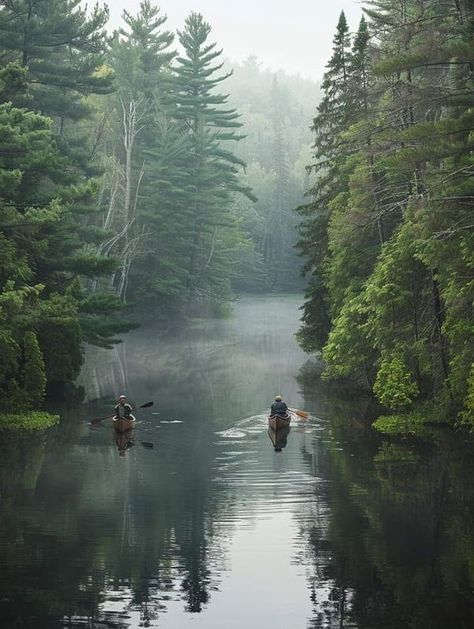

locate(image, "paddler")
(114, 394), (133, 419)
(270, 395), (288, 417)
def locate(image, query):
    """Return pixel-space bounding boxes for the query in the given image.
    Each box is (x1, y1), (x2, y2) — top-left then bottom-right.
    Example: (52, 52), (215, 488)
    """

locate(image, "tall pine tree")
(297, 12), (354, 351)
(172, 12), (253, 310)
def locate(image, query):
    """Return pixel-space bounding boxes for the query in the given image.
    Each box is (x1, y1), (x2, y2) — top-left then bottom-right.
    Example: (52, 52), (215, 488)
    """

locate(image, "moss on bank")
(0, 411), (59, 431)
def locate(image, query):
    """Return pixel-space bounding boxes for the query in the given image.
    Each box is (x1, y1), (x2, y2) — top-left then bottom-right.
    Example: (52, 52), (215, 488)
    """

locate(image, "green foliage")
(100, 7), (256, 314)
(373, 352), (419, 411)
(0, 0), (112, 118)
(0, 412), (59, 431)
(297, 0), (474, 424)
(23, 331), (46, 408)
(297, 12), (371, 351)
(0, 62), (30, 106)
(4, 3), (291, 411)
(322, 293), (372, 381)
(0, 3), (130, 410)
(460, 364), (474, 428)
(373, 405), (445, 436)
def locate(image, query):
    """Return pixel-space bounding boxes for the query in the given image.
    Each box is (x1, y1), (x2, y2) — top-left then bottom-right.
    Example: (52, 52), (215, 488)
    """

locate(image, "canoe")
(113, 414), (136, 433)
(268, 413), (291, 430)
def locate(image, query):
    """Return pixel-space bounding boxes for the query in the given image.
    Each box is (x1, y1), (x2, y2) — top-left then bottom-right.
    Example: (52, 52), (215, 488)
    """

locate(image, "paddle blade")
(290, 408), (309, 419)
(141, 441), (154, 449)
(295, 410), (309, 419)
(139, 401), (154, 408)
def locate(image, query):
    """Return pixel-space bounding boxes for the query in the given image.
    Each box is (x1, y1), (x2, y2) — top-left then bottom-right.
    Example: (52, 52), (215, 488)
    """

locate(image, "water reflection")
(268, 425), (291, 452)
(0, 297), (473, 628)
(114, 430), (135, 457)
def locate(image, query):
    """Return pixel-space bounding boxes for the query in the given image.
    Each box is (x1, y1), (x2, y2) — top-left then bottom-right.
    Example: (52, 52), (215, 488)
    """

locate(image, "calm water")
(1, 296), (473, 628)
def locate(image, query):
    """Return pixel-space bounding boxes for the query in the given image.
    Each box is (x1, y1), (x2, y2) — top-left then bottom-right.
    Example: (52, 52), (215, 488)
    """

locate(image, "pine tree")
(131, 114), (195, 314)
(324, 15), (382, 318)
(172, 12), (253, 309)
(119, 0), (175, 106)
(0, 0), (111, 122)
(0, 0), (122, 295)
(297, 11), (354, 351)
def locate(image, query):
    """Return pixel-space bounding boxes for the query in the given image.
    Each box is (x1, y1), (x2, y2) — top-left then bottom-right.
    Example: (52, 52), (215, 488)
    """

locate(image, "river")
(0, 296), (473, 628)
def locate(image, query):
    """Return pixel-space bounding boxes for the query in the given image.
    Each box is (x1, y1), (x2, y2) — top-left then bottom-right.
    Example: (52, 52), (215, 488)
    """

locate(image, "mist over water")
(81, 296), (309, 424)
(1, 296), (473, 628)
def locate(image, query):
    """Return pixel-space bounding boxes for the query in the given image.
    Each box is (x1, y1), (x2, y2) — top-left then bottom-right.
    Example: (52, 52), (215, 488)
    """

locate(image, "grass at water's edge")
(0, 411), (60, 431)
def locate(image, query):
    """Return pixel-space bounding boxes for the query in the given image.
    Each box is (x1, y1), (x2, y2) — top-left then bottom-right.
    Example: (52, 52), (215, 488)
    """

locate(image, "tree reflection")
(297, 389), (474, 629)
(0, 407), (234, 627)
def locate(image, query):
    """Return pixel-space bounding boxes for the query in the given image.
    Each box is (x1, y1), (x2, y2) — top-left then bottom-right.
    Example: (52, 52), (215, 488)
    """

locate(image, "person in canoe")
(114, 394), (133, 418)
(270, 395), (288, 417)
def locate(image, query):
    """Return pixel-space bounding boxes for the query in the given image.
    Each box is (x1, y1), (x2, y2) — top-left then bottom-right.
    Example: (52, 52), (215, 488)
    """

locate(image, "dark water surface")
(1, 296), (473, 628)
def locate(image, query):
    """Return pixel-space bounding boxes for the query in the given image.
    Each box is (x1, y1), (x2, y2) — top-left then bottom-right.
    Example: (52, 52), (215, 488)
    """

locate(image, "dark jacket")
(270, 400), (288, 416)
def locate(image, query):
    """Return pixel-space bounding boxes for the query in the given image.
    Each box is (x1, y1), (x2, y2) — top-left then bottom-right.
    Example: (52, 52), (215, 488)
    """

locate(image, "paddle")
(288, 407), (309, 420)
(90, 401), (154, 426)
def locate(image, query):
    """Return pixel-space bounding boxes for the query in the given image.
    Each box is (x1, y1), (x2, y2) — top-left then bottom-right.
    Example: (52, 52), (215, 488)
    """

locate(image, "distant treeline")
(225, 58), (318, 293)
(0, 0), (315, 410)
(297, 2), (474, 425)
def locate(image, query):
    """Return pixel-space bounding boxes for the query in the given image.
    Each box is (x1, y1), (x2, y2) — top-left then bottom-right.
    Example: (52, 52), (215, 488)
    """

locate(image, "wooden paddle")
(288, 407), (309, 420)
(90, 401), (154, 426)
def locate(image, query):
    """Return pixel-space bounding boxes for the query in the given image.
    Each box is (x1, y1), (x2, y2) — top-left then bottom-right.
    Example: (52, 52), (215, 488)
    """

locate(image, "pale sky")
(106, 0), (363, 81)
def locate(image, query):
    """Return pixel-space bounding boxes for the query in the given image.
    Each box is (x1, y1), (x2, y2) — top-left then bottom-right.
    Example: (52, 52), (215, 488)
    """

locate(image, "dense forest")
(297, 1), (473, 426)
(0, 0), (315, 415)
(1, 0), (472, 429)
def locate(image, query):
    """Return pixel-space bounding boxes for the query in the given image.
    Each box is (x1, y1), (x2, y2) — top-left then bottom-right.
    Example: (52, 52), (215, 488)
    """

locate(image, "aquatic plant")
(0, 412), (59, 431)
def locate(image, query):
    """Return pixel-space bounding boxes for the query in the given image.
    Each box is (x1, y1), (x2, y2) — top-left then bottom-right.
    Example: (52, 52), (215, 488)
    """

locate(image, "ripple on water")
(215, 429), (247, 438)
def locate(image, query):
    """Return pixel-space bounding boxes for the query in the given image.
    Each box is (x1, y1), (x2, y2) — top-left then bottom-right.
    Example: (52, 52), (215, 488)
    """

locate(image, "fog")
(106, 0), (363, 80)
(80, 296), (309, 422)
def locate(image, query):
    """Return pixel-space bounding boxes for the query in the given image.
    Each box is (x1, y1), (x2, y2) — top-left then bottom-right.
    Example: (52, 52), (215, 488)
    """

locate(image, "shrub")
(0, 411), (59, 431)
(373, 352), (419, 410)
